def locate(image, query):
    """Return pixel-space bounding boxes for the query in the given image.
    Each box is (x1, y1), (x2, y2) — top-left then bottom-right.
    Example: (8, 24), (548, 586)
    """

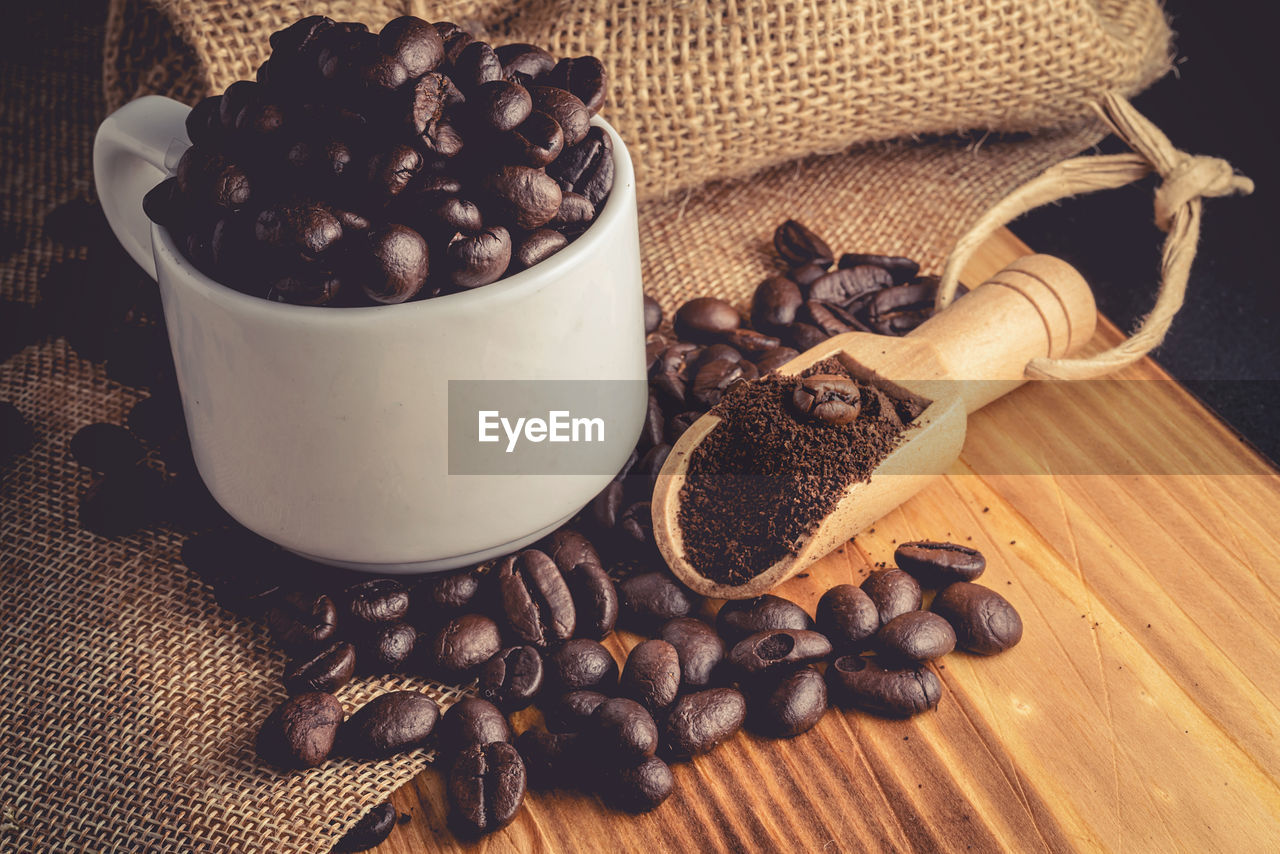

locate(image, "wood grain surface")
(374, 229), (1280, 853)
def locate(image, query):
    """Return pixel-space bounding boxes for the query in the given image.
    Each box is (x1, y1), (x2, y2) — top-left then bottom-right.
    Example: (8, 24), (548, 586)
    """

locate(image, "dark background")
(1011, 0), (1279, 463)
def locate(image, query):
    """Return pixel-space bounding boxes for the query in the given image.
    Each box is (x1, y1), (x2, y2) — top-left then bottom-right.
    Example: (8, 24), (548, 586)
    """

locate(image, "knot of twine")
(936, 91), (1254, 380)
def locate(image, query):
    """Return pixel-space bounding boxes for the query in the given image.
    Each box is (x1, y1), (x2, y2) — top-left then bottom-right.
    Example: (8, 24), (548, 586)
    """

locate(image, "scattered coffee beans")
(603, 756), (674, 813)
(715, 594), (814, 645)
(618, 571), (698, 631)
(590, 697), (659, 761)
(750, 665), (828, 738)
(437, 697), (512, 760)
(931, 581), (1023, 655)
(495, 549), (576, 648)
(662, 687), (746, 758)
(825, 656), (942, 718)
(874, 611), (957, 664)
(814, 584), (879, 653)
(448, 742), (526, 836)
(544, 689), (609, 734)
(333, 802), (398, 852)
(658, 617), (724, 690)
(620, 639), (681, 712)
(342, 691), (440, 758)
(728, 629), (832, 676)
(256, 691), (344, 769)
(860, 569), (923, 627)
(478, 645), (544, 711)
(544, 637), (619, 693)
(895, 541), (986, 586)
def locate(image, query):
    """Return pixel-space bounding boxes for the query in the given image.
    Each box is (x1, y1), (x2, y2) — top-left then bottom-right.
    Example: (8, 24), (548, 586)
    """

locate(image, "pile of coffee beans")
(213, 518), (1019, 846)
(142, 15), (612, 306)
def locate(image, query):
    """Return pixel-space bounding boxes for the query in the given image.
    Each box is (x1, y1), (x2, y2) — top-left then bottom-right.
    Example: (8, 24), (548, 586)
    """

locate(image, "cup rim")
(151, 114), (635, 319)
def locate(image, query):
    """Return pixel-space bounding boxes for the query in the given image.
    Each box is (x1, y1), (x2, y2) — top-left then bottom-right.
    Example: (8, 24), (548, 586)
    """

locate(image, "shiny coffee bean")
(752, 276), (804, 332)
(448, 741), (526, 836)
(518, 728), (584, 789)
(839, 252), (920, 285)
(544, 56), (608, 115)
(931, 582), (1023, 655)
(620, 639), (681, 713)
(790, 374), (861, 425)
(790, 261), (830, 287)
(361, 224), (429, 303)
(254, 200), (342, 261)
(333, 802), (398, 852)
(544, 689), (609, 734)
(553, 547), (617, 639)
(283, 640), (356, 695)
(420, 195), (483, 235)
(651, 342), (701, 406)
(446, 226), (512, 288)
(808, 265), (892, 306)
(378, 16), (444, 77)
(415, 568), (482, 618)
(722, 327), (781, 357)
(773, 220), (833, 267)
(478, 645), (544, 711)
(590, 697), (658, 760)
(175, 147), (252, 208)
(358, 621), (416, 674)
(513, 228), (567, 269)
(407, 72), (449, 134)
(755, 346), (800, 375)
(895, 541), (986, 586)
(344, 578), (410, 624)
(875, 611), (956, 664)
(433, 22), (474, 65)
(421, 117), (465, 157)
(527, 85), (590, 147)
(728, 629), (832, 676)
(552, 191), (595, 229)
(365, 144), (422, 203)
(690, 358), (744, 409)
(482, 165), (563, 230)
(544, 638), (618, 693)
(716, 595), (814, 645)
(663, 687), (745, 758)
(750, 665), (828, 738)
(70, 423), (145, 475)
(266, 268), (344, 306)
(473, 80), (532, 132)
(266, 591), (339, 655)
(643, 295), (663, 333)
(619, 572), (698, 631)
(438, 697), (512, 759)
(342, 690), (440, 758)
(815, 584), (879, 653)
(783, 321), (829, 351)
(660, 617), (724, 690)
(861, 569), (923, 627)
(826, 656), (941, 718)
(604, 756), (674, 813)
(496, 549), (575, 648)
(427, 613), (502, 678)
(452, 41), (504, 90)
(546, 126), (613, 206)
(496, 43), (556, 79)
(802, 300), (852, 337)
(506, 110), (564, 166)
(673, 297), (740, 343)
(256, 691), (343, 769)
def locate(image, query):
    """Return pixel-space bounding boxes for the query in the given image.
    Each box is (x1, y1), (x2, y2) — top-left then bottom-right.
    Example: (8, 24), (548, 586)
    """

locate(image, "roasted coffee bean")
(256, 691), (344, 769)
(870, 280), (938, 320)
(673, 297), (740, 344)
(254, 201), (342, 261)
(451, 41), (503, 90)
(546, 126), (613, 206)
(543, 55), (607, 115)
(445, 226), (512, 288)
(895, 541), (986, 586)
(433, 22), (474, 65)
(638, 394), (665, 449)
(789, 261), (829, 287)
(496, 549), (575, 648)
(789, 373), (861, 425)
(750, 665), (827, 738)
(728, 629), (832, 676)
(618, 501), (654, 546)
(839, 252), (919, 285)
(665, 410), (701, 444)
(448, 741), (526, 836)
(755, 346), (800, 375)
(438, 697), (512, 759)
(690, 358), (745, 409)
(415, 568), (482, 618)
(267, 591), (339, 655)
(663, 687), (745, 758)
(544, 689), (610, 733)
(344, 578), (410, 624)
(472, 80), (532, 132)
(482, 165), (563, 230)
(873, 309), (932, 336)
(716, 595), (814, 645)
(589, 480), (624, 529)
(815, 584), (879, 653)
(496, 43), (556, 79)
(283, 640), (356, 695)
(141, 177), (184, 228)
(773, 220), (833, 268)
(620, 639), (681, 713)
(416, 195), (483, 236)
(427, 613), (502, 678)
(826, 656), (941, 718)
(517, 728), (584, 789)
(782, 322), (829, 351)
(554, 547), (617, 639)
(931, 582), (1023, 655)
(421, 117), (465, 157)
(267, 268), (344, 306)
(358, 51), (411, 92)
(546, 528), (602, 572)
(358, 620), (416, 674)
(590, 697), (658, 760)
(343, 691), (440, 758)
(643, 295), (663, 334)
(175, 147), (252, 208)
(378, 16), (444, 77)
(802, 300), (853, 337)
(808, 265), (892, 307)
(406, 72), (449, 134)
(551, 191), (595, 229)
(619, 572), (698, 631)
(820, 298), (875, 333)
(478, 645), (544, 711)
(604, 756), (674, 813)
(722, 327), (781, 357)
(504, 110), (564, 167)
(333, 801), (398, 852)
(861, 569), (923, 627)
(659, 617), (724, 690)
(527, 86), (590, 147)
(544, 638), (618, 692)
(69, 423), (145, 475)
(364, 144), (422, 203)
(651, 342), (701, 406)
(513, 228), (567, 269)
(359, 224), (429, 303)
(875, 611), (956, 664)
(184, 97), (224, 149)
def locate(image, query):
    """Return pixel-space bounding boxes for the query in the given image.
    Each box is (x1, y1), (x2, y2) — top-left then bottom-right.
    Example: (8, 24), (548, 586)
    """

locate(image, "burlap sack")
(1, 2), (1175, 851)
(103, 0), (1171, 201)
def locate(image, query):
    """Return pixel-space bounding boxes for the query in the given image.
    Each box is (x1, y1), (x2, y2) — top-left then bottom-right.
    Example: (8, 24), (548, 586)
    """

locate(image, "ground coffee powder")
(678, 359), (919, 585)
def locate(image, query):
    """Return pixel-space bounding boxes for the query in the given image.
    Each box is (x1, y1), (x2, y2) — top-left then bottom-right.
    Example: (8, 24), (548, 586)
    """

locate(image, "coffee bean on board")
(333, 802), (398, 852)
(860, 569), (922, 627)
(603, 756), (674, 813)
(620, 639), (681, 713)
(749, 665), (828, 738)
(815, 584), (879, 653)
(931, 582), (1023, 655)
(590, 697), (658, 761)
(874, 611), (957, 664)
(715, 594), (814, 645)
(728, 629), (832, 676)
(478, 645), (544, 711)
(544, 689), (609, 734)
(544, 638), (619, 693)
(618, 572), (698, 632)
(894, 541), (986, 586)
(437, 697), (512, 759)
(659, 617), (724, 690)
(495, 549), (576, 648)
(448, 741), (526, 836)
(663, 687), (746, 758)
(826, 656), (941, 718)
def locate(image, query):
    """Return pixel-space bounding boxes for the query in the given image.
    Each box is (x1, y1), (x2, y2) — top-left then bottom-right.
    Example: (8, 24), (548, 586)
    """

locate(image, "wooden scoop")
(651, 254), (1097, 599)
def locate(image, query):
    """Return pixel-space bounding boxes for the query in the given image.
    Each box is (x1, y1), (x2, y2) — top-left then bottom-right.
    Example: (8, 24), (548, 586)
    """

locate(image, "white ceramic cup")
(94, 95), (646, 573)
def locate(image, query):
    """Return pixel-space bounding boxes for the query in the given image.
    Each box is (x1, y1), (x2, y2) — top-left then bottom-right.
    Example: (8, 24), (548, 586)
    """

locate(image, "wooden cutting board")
(375, 229), (1280, 853)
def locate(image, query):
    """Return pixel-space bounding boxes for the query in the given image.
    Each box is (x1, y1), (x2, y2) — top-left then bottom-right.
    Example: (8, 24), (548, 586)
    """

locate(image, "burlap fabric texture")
(1, 2), (1172, 851)
(104, 0), (1171, 201)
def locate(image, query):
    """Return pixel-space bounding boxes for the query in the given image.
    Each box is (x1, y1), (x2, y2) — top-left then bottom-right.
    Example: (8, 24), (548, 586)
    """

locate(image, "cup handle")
(93, 95), (192, 280)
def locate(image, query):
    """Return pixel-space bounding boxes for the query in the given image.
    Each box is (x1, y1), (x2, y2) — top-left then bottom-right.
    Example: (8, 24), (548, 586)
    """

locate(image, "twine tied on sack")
(935, 91), (1255, 380)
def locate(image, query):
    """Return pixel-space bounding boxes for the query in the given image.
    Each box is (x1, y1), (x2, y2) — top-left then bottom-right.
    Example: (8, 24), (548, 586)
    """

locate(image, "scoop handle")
(906, 254), (1097, 413)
